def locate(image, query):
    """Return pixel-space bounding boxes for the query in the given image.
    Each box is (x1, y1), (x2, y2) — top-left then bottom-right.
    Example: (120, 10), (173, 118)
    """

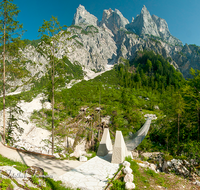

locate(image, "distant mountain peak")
(100, 8), (129, 35)
(72, 4), (98, 26)
(126, 5), (159, 36)
(124, 5), (182, 46)
(141, 5), (149, 14)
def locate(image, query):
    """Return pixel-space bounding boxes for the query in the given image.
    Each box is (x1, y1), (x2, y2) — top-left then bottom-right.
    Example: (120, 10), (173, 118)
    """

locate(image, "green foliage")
(6, 104), (26, 145)
(0, 178), (13, 190)
(0, 154), (28, 172)
(110, 179), (125, 190)
(80, 25), (99, 35)
(163, 154), (173, 161)
(0, 0), (30, 98)
(69, 25), (82, 29)
(125, 31), (135, 35)
(75, 39), (83, 47)
(31, 175), (39, 185)
(86, 25), (99, 33)
(0, 0), (23, 46)
(145, 168), (158, 177)
(22, 38), (41, 47)
(70, 35), (78, 39)
(0, 153), (77, 190)
(81, 29), (92, 35)
(149, 38), (161, 44)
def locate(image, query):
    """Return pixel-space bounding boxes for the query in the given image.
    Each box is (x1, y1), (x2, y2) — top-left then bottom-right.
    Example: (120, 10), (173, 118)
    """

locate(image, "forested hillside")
(22, 50), (200, 161)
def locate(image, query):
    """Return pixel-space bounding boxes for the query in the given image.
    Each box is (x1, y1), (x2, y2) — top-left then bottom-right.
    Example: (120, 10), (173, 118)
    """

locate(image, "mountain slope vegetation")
(23, 50), (200, 162)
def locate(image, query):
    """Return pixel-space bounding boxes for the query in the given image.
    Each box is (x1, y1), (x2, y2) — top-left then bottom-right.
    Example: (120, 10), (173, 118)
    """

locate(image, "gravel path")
(59, 153), (119, 190)
(0, 142), (82, 177)
(0, 143), (119, 189)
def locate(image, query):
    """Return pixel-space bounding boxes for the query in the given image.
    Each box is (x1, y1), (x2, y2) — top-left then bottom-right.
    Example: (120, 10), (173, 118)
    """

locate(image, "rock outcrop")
(126, 5), (160, 37)
(100, 8), (129, 35)
(72, 4), (98, 26)
(66, 23), (117, 71)
(125, 5), (182, 47)
(19, 5), (199, 81)
(4, 4), (200, 94)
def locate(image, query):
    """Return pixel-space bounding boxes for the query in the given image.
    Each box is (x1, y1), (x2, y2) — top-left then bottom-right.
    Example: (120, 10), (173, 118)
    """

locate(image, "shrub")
(110, 179), (125, 190)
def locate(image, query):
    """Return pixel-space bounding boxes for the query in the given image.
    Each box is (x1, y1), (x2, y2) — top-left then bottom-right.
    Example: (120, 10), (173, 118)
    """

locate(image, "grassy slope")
(0, 154), (78, 190)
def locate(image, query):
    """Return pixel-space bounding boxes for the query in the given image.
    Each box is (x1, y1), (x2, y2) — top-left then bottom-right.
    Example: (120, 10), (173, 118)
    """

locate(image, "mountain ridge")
(70, 4), (199, 79)
(2, 4), (200, 96)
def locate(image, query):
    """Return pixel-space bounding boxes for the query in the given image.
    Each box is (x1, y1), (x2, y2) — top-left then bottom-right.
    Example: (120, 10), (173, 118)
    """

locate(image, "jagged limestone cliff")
(5, 4), (200, 93)
(69, 4), (199, 78)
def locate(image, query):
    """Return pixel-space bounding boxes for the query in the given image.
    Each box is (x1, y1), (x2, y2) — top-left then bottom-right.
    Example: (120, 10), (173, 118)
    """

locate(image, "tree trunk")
(198, 108), (200, 142)
(3, 5), (6, 144)
(51, 46), (55, 155)
(177, 113), (180, 149)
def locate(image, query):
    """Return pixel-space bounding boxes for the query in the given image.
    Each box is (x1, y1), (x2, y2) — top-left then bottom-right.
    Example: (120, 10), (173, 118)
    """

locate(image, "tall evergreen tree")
(0, 0), (23, 143)
(38, 16), (68, 154)
(173, 92), (185, 150)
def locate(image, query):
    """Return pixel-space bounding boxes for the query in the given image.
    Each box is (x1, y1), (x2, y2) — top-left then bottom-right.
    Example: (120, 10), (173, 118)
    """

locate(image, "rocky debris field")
(130, 151), (200, 189)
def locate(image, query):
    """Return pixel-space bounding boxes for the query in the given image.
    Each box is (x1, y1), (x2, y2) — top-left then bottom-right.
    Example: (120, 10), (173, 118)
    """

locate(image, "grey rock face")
(66, 24), (117, 71)
(152, 15), (170, 39)
(72, 5), (98, 26)
(172, 44), (200, 78)
(126, 5), (182, 46)
(5, 4), (200, 94)
(126, 5), (160, 37)
(100, 8), (129, 35)
(152, 15), (182, 46)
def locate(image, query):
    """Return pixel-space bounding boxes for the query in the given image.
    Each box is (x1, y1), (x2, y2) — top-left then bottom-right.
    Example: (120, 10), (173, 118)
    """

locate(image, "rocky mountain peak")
(126, 5), (160, 36)
(141, 5), (149, 15)
(125, 5), (182, 46)
(72, 4), (98, 26)
(100, 8), (129, 35)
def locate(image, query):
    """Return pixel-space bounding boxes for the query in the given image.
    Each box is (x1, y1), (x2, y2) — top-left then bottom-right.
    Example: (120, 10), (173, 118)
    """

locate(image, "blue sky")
(14, 0), (200, 46)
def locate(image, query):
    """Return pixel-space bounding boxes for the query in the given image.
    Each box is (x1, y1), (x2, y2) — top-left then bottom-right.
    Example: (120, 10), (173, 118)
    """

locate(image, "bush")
(163, 154), (173, 161)
(0, 178), (14, 190)
(110, 179), (125, 190)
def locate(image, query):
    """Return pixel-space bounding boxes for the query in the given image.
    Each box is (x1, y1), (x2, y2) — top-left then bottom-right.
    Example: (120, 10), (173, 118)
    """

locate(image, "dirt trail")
(0, 143), (83, 177)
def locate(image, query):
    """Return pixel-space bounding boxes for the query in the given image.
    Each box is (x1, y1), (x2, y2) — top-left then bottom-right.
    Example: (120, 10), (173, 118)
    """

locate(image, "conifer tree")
(38, 16), (68, 154)
(0, 0), (23, 143)
(173, 92), (185, 150)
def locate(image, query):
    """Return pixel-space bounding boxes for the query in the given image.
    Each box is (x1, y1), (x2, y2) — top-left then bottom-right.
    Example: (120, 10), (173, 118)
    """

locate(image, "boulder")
(154, 105), (159, 110)
(125, 182), (135, 189)
(123, 161), (131, 167)
(131, 151), (139, 158)
(79, 156), (88, 162)
(149, 163), (157, 172)
(123, 166), (132, 174)
(193, 180), (200, 186)
(124, 173), (134, 183)
(53, 153), (60, 158)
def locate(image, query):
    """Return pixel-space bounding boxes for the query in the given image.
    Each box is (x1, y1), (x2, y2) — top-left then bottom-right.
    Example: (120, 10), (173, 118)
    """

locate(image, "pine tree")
(0, 0), (23, 143)
(38, 16), (68, 154)
(173, 92), (185, 150)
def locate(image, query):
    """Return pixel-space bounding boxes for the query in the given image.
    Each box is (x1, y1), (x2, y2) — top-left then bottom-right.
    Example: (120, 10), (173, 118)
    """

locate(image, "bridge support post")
(111, 131), (128, 164)
(97, 128), (113, 156)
